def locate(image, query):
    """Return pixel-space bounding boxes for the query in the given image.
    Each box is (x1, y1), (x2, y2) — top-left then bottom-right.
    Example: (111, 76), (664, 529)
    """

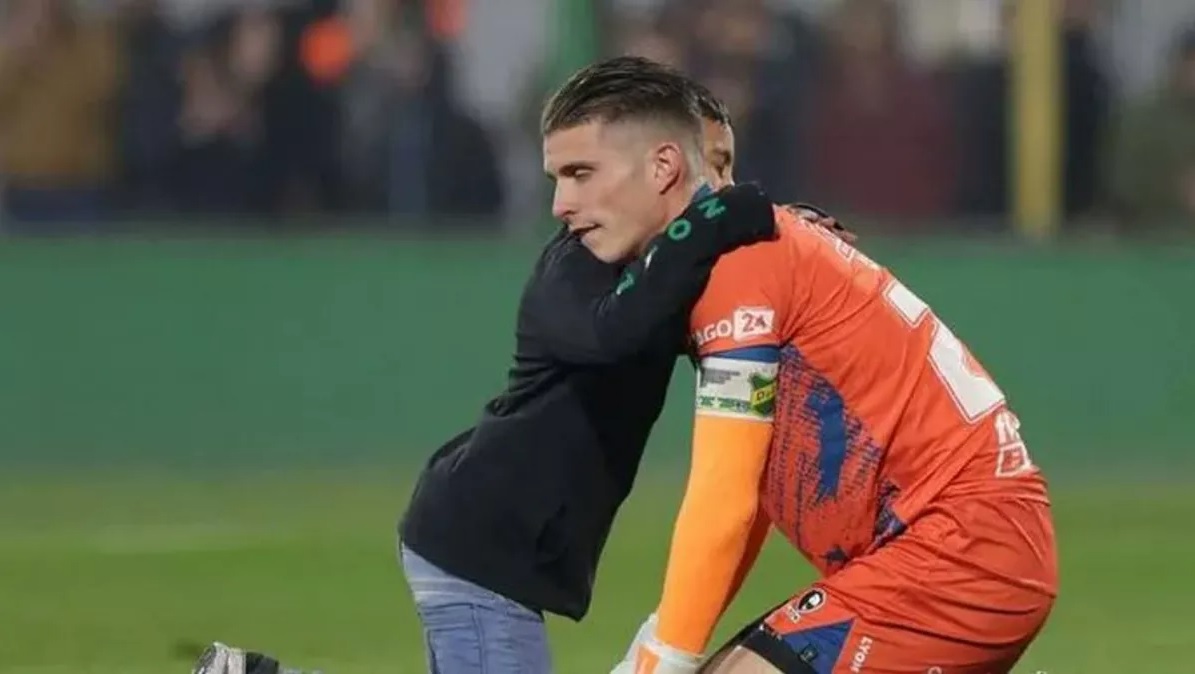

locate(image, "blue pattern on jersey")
(708, 345), (781, 363)
(770, 345), (900, 568)
(821, 546), (849, 568)
(873, 480), (908, 547)
(806, 380), (847, 504)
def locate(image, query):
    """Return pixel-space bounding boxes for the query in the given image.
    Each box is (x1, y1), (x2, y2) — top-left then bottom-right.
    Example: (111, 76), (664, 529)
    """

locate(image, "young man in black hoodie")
(397, 57), (777, 674)
(192, 58), (776, 674)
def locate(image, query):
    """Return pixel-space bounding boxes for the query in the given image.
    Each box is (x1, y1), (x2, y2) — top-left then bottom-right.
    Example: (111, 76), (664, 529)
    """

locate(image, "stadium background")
(1, 0), (1192, 672)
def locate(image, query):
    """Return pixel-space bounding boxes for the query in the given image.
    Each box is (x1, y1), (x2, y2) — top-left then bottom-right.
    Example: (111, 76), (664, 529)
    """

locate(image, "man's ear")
(650, 141), (685, 195)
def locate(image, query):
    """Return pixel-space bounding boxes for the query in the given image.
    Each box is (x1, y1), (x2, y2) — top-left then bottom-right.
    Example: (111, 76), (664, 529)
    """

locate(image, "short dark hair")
(691, 81), (732, 126)
(540, 56), (703, 142)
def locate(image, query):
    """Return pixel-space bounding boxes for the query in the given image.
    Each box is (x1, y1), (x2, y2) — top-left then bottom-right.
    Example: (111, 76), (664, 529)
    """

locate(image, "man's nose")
(551, 184), (576, 223)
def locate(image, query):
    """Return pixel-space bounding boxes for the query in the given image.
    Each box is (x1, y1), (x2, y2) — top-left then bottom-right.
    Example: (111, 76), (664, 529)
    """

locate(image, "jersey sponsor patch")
(733, 306), (775, 340)
(695, 355), (779, 421)
(691, 306), (777, 349)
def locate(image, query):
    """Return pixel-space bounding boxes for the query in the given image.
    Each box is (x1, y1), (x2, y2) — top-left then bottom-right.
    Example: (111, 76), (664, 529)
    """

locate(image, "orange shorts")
(731, 495), (1057, 674)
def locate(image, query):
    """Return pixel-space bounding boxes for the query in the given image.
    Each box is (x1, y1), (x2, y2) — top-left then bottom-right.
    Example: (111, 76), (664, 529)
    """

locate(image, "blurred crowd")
(0, 0), (503, 234)
(1, 0), (1194, 236)
(604, 0), (1195, 234)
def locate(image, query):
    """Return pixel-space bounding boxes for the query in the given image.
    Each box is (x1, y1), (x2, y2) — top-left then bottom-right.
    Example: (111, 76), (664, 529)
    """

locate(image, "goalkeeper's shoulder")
(777, 202), (858, 244)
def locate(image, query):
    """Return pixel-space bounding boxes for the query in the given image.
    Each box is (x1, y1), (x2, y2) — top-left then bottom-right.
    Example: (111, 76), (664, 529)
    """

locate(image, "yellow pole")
(1010, 0), (1062, 240)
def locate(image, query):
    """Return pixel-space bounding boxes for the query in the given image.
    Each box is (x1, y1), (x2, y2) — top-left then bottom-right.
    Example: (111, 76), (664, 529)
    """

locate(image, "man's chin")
(589, 248), (622, 264)
(579, 237), (618, 264)
(579, 232), (642, 264)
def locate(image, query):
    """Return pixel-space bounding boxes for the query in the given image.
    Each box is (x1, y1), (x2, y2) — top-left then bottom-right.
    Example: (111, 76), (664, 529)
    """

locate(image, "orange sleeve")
(655, 415), (772, 654)
(722, 509), (771, 615)
(653, 240), (790, 655)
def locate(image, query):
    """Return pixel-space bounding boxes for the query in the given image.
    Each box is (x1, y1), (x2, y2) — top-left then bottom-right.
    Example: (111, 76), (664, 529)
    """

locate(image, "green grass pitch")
(1, 469), (1191, 674)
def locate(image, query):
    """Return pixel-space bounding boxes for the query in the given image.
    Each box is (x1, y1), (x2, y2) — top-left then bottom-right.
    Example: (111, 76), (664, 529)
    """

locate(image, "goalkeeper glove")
(610, 614), (703, 674)
(192, 642), (320, 674)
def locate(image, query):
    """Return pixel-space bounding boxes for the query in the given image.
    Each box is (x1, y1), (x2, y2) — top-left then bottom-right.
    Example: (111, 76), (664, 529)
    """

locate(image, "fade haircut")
(540, 56), (704, 156)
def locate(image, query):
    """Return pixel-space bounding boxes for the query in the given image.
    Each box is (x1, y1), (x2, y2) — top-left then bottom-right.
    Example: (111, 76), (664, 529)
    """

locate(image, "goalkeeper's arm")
(525, 183), (775, 365)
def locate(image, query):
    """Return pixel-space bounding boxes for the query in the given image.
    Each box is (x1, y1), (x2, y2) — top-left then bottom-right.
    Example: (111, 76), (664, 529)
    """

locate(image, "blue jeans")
(400, 543), (553, 674)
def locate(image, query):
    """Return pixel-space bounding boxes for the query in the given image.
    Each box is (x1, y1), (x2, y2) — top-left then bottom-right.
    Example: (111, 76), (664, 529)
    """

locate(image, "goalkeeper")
(610, 75), (1058, 674)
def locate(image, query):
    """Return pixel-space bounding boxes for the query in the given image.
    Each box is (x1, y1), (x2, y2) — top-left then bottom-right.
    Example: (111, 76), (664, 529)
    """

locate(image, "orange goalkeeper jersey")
(687, 208), (1047, 577)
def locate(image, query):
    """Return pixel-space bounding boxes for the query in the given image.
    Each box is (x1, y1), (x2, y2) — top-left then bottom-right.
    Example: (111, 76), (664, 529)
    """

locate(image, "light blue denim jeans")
(399, 543), (553, 674)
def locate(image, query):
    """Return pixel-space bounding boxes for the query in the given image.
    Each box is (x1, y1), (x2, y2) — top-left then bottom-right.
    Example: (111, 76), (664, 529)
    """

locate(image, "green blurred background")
(3, 0), (1195, 672)
(3, 239), (1193, 674)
